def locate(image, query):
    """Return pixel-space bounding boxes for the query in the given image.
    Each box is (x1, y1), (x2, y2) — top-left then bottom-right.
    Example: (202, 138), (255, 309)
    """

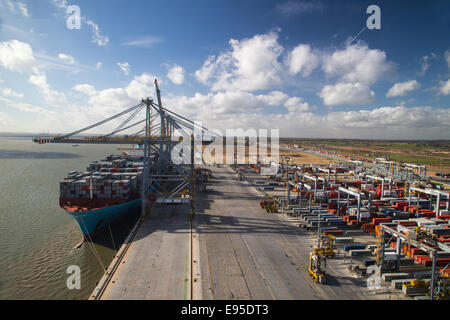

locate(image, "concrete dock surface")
(98, 203), (191, 300)
(95, 165), (377, 300)
(196, 166), (368, 300)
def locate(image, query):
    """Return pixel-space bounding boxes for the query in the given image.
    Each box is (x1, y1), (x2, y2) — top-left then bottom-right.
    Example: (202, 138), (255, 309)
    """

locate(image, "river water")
(0, 136), (139, 299)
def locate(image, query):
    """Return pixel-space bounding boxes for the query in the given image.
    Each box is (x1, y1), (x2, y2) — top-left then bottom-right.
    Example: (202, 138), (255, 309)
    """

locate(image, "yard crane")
(33, 79), (222, 219)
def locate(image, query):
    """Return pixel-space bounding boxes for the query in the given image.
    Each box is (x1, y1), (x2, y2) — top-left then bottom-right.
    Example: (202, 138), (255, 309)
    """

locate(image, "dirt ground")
(200, 144), (340, 166)
(279, 150), (340, 166)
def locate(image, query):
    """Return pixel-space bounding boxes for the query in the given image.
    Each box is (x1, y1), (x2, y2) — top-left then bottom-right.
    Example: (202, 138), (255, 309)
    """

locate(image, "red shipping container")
(372, 218), (392, 226)
(397, 221), (417, 227)
(414, 255), (428, 263)
(410, 248), (426, 256)
(323, 230), (343, 236)
(423, 212), (436, 218)
(328, 203), (337, 209)
(395, 202), (409, 210)
(420, 257), (433, 266)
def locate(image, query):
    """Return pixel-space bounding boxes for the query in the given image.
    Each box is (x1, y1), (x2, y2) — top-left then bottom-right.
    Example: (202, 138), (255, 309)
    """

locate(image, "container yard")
(236, 155), (450, 299)
(87, 155), (449, 300)
(27, 79), (449, 301)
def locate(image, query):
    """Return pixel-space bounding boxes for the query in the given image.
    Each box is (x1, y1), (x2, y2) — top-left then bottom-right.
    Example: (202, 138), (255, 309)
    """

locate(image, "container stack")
(60, 153), (143, 200)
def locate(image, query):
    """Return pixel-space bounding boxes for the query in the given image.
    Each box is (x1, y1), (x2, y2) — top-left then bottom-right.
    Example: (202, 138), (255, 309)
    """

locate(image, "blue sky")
(0, 0), (449, 139)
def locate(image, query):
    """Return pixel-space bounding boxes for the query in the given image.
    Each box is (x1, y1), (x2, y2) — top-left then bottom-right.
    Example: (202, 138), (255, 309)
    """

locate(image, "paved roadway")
(100, 203), (191, 300)
(196, 166), (370, 300)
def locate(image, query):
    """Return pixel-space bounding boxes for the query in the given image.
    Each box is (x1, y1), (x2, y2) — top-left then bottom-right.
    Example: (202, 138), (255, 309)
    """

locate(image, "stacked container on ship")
(60, 152), (144, 239)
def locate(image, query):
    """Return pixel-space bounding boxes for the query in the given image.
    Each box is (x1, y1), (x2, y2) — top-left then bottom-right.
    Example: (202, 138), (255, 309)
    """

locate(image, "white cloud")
(318, 43), (393, 106)
(1, 0), (30, 17)
(195, 55), (216, 85)
(125, 73), (158, 99)
(167, 64), (185, 85)
(2, 0), (15, 11)
(420, 56), (430, 75)
(326, 106), (450, 130)
(418, 53), (437, 76)
(0, 40), (68, 106)
(17, 2), (30, 17)
(286, 44), (319, 77)
(162, 90), (450, 139)
(31, 52), (92, 74)
(73, 84), (96, 96)
(117, 62), (130, 76)
(85, 20), (109, 46)
(319, 82), (375, 106)
(122, 36), (163, 48)
(276, 1), (323, 17)
(84, 73), (159, 117)
(1, 88), (23, 98)
(58, 53), (75, 65)
(386, 80), (420, 97)
(195, 31), (284, 91)
(439, 79), (450, 96)
(28, 72), (67, 106)
(51, 1), (109, 47)
(165, 90), (292, 118)
(322, 43), (393, 85)
(0, 40), (35, 73)
(96, 62), (102, 69)
(51, 0), (67, 9)
(284, 96), (311, 112)
(260, 91), (289, 106)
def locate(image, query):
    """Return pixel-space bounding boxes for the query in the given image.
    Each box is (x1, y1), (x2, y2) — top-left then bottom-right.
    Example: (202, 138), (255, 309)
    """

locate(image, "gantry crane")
(33, 79), (221, 219)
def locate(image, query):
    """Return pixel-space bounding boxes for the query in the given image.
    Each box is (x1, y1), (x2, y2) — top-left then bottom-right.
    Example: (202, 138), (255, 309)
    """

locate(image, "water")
(0, 137), (139, 300)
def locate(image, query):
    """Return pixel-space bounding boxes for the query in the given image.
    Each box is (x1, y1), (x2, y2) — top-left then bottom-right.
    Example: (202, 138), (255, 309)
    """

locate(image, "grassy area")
(281, 138), (450, 173)
(281, 138), (450, 151)
(387, 154), (450, 166)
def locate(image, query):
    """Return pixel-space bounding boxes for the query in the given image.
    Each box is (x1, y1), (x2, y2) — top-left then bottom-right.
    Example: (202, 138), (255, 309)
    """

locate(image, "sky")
(0, 0), (449, 139)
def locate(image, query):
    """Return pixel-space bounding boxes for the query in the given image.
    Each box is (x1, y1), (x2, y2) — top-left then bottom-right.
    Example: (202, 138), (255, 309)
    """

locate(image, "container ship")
(60, 152), (144, 240)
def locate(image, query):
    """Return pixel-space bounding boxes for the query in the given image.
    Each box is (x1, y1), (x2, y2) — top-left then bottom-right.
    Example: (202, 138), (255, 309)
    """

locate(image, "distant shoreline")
(0, 133), (449, 142)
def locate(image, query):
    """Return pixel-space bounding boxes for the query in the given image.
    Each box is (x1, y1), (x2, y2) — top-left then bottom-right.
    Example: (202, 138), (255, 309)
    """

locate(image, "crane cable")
(104, 104), (146, 138)
(57, 102), (145, 139)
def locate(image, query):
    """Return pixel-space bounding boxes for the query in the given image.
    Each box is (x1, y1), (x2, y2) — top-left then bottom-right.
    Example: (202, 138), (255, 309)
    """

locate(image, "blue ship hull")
(66, 198), (141, 239)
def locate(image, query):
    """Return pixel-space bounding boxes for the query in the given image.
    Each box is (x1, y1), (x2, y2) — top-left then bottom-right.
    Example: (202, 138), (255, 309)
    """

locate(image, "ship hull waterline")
(66, 198), (141, 240)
